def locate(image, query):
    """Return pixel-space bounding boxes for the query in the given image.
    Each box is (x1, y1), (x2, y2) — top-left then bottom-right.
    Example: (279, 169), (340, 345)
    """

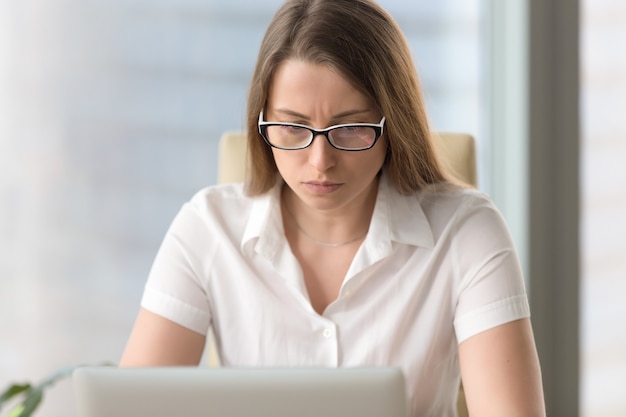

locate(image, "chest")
(292, 243), (361, 315)
(209, 249), (459, 412)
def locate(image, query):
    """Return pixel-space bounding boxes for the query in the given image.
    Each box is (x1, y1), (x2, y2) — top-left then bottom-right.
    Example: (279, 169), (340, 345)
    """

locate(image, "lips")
(303, 181), (342, 194)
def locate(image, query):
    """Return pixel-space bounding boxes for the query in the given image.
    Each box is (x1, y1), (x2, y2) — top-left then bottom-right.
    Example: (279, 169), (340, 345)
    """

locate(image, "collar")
(375, 171), (434, 249)
(241, 181), (285, 261)
(347, 172), (434, 273)
(241, 171), (435, 262)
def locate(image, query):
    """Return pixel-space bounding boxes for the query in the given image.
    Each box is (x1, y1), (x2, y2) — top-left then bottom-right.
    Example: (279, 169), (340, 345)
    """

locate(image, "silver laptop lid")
(73, 367), (407, 417)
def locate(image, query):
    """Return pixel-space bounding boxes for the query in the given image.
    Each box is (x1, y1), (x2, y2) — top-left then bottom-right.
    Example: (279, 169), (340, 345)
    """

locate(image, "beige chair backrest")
(213, 130), (476, 417)
(218, 131), (477, 187)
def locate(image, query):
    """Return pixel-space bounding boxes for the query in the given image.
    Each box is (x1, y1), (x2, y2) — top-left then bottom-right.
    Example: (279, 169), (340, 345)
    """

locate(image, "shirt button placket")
(320, 323), (338, 366)
(323, 327), (333, 338)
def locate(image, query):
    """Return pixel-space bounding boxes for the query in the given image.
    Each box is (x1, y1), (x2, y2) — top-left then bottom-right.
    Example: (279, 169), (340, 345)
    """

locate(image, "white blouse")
(141, 172), (529, 417)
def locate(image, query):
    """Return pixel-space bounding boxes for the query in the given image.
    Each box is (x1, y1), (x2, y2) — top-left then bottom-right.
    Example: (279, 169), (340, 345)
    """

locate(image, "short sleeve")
(452, 195), (530, 343)
(140, 200), (214, 335)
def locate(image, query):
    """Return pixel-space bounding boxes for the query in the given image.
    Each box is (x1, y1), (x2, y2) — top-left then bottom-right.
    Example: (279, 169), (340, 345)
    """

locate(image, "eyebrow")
(273, 108), (372, 121)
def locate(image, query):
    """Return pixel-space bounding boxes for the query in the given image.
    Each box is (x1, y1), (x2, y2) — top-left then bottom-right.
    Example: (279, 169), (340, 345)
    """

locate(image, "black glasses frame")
(257, 111), (385, 151)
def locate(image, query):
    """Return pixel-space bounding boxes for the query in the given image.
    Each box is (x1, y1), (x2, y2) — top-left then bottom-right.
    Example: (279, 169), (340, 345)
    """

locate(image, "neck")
(281, 183), (378, 248)
(283, 202), (366, 247)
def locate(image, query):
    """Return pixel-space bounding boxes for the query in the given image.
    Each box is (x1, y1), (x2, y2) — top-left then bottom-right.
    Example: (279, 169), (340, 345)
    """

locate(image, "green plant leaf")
(17, 387), (43, 417)
(0, 384), (31, 409)
(0, 361), (115, 416)
(6, 403), (25, 417)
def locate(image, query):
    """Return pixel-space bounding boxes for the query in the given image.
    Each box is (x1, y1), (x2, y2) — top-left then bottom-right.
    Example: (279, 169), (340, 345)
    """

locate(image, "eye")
(281, 125), (305, 132)
(334, 126), (369, 136)
(276, 124), (310, 139)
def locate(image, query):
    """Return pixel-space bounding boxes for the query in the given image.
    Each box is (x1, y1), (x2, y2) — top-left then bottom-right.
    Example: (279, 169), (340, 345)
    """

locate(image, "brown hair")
(245, 0), (450, 195)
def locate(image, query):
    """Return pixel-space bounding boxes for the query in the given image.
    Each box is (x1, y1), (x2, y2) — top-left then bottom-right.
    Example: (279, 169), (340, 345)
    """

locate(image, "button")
(323, 328), (333, 338)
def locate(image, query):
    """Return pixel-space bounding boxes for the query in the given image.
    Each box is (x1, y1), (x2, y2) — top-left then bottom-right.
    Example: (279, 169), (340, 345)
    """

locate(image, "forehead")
(267, 59), (374, 116)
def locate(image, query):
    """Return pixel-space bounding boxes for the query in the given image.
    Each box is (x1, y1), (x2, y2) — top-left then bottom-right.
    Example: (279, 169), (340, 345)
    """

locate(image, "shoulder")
(185, 181), (281, 230)
(411, 183), (496, 219)
(380, 176), (505, 248)
(167, 183), (267, 236)
(382, 171), (494, 219)
(414, 185), (508, 242)
(432, 185), (495, 213)
(186, 183), (260, 216)
(190, 182), (247, 205)
(164, 183), (278, 252)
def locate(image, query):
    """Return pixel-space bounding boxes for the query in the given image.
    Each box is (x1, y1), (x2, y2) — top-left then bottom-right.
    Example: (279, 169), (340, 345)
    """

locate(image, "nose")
(307, 133), (336, 172)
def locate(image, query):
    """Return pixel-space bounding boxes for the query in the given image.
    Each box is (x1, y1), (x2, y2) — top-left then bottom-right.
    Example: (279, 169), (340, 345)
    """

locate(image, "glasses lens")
(265, 125), (311, 149)
(329, 126), (377, 149)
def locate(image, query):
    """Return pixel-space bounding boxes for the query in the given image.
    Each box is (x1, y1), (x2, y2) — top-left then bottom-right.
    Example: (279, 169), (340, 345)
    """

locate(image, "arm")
(458, 318), (546, 417)
(120, 308), (206, 367)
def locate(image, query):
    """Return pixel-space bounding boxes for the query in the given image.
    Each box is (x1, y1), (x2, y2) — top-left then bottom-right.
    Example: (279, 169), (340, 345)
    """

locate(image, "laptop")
(73, 366), (408, 417)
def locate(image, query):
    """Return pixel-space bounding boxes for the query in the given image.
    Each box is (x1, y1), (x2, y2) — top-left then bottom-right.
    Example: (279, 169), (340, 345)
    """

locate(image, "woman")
(121, 1), (546, 416)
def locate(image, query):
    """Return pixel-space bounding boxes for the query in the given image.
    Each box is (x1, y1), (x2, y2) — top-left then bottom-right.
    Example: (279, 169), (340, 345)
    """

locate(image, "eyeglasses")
(258, 111), (385, 151)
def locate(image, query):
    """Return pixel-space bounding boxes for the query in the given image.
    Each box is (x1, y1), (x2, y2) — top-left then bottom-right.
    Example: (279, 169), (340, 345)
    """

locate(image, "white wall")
(580, 1), (626, 415)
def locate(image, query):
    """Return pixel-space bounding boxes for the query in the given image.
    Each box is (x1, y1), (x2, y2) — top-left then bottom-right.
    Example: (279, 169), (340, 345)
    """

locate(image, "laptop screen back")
(73, 367), (407, 417)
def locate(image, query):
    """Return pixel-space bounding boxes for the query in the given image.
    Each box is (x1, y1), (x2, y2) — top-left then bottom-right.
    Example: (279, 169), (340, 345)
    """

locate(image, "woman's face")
(265, 59), (387, 214)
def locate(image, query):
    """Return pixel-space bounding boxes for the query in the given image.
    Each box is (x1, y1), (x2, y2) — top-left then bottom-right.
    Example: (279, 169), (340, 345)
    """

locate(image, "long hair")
(245, 0), (450, 195)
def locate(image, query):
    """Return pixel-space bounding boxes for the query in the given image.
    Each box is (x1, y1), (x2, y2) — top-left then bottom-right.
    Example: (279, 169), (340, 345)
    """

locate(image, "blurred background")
(0, 0), (624, 416)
